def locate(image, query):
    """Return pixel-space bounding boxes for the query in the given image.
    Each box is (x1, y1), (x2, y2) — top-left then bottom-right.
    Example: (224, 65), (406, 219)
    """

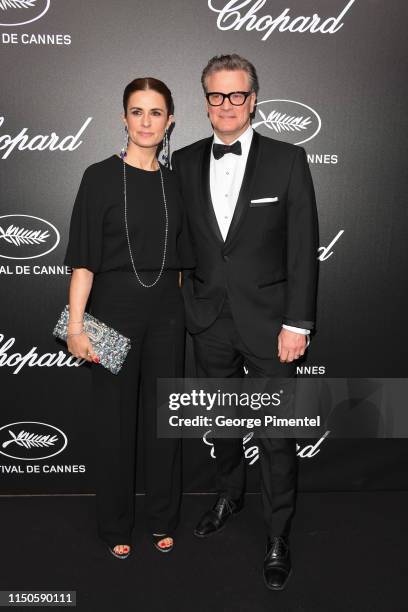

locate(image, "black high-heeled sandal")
(152, 533), (174, 553)
(107, 544), (131, 559)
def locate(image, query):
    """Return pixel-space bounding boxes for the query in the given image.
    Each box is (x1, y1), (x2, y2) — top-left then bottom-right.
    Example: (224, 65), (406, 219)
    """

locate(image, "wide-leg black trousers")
(193, 297), (298, 539)
(89, 270), (184, 547)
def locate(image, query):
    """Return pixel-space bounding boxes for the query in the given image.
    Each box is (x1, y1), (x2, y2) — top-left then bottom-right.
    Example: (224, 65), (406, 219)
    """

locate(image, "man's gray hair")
(201, 53), (259, 96)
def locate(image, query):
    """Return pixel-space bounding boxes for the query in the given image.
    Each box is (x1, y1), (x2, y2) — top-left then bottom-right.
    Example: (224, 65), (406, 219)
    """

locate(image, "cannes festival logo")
(0, 421), (67, 460)
(0, 214), (60, 260)
(0, 0), (49, 27)
(253, 99), (321, 145)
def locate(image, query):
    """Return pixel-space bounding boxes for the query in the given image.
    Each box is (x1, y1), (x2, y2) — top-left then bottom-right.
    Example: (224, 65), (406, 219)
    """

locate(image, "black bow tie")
(212, 140), (242, 160)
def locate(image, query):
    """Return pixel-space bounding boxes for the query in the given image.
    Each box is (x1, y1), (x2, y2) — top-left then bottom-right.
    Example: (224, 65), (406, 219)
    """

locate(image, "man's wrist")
(281, 324), (311, 348)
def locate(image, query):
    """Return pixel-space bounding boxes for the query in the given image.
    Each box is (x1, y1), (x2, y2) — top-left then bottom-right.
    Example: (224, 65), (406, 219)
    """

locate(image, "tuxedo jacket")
(171, 130), (319, 359)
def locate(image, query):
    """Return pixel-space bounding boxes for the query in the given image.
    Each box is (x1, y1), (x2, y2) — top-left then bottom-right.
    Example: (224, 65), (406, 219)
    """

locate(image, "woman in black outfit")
(63, 78), (194, 558)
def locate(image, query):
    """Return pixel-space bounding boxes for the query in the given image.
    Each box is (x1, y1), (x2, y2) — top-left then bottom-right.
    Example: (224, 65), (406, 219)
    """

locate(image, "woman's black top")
(64, 155), (195, 274)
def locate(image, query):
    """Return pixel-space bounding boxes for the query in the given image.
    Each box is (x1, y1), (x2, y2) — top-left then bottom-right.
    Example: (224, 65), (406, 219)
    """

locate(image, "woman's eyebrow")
(129, 106), (164, 111)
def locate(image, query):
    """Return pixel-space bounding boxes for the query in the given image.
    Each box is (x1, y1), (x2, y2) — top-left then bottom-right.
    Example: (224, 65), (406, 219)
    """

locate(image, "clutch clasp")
(84, 319), (104, 343)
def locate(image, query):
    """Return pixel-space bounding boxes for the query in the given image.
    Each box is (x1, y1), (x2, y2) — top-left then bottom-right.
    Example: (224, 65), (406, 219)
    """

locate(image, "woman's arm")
(66, 268), (99, 363)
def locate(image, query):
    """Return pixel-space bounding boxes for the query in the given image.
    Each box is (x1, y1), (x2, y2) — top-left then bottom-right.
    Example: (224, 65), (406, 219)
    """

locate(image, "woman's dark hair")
(123, 77), (174, 116)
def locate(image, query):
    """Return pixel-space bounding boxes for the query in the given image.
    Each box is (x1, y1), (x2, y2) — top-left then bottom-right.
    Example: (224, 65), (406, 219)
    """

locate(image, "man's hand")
(278, 328), (308, 363)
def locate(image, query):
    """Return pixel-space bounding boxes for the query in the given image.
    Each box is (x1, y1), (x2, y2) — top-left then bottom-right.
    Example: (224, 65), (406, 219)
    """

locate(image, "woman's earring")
(162, 128), (169, 167)
(120, 125), (129, 159)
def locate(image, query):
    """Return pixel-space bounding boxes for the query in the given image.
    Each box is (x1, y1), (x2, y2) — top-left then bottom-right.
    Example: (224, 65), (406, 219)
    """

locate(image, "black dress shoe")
(263, 536), (292, 590)
(194, 495), (244, 537)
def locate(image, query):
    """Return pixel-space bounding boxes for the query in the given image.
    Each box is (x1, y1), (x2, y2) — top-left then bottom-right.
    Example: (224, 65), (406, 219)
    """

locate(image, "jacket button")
(223, 255), (230, 262)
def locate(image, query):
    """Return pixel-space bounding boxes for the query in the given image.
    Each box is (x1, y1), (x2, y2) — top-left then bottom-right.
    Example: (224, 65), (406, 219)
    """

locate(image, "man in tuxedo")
(172, 54), (318, 590)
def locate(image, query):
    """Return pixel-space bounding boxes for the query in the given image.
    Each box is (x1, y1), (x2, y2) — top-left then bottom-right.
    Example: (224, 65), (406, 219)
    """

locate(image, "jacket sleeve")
(283, 146), (319, 330)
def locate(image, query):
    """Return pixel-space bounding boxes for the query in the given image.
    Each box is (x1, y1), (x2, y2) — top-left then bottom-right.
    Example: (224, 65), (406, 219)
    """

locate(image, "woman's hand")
(66, 267), (97, 362)
(67, 331), (99, 363)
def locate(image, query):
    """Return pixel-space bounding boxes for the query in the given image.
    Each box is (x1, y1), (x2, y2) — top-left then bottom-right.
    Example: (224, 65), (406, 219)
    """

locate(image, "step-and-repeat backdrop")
(1, 0), (407, 493)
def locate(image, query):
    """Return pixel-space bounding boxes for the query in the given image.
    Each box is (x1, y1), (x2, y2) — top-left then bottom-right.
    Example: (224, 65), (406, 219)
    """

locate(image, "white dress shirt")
(209, 125), (310, 344)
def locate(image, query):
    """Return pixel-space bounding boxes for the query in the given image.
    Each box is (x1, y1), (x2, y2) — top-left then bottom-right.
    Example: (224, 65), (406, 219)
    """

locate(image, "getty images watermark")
(160, 379), (321, 437)
(157, 378), (408, 439)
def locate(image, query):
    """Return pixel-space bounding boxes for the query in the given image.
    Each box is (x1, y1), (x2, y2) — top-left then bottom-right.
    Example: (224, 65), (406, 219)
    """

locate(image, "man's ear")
(249, 92), (257, 114)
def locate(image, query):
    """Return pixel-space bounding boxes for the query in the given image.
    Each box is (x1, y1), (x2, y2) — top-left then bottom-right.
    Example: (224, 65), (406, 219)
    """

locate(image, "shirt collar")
(212, 124), (253, 150)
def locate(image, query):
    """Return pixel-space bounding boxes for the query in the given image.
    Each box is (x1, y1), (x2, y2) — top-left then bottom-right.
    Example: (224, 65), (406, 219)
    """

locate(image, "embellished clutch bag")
(53, 305), (131, 375)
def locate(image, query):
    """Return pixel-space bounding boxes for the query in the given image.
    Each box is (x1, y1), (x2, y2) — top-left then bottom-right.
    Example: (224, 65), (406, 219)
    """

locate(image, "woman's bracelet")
(67, 330), (85, 338)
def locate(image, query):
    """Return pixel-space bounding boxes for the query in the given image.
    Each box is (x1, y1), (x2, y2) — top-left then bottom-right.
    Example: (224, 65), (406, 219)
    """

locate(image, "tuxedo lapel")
(200, 137), (224, 244)
(224, 130), (261, 249)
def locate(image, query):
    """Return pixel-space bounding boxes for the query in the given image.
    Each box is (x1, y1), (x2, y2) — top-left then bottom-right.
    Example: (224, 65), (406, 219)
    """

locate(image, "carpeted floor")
(0, 491), (406, 612)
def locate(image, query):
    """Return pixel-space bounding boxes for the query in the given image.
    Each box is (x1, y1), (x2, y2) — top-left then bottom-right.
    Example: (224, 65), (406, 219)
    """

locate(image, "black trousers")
(89, 270), (184, 547)
(193, 297), (298, 539)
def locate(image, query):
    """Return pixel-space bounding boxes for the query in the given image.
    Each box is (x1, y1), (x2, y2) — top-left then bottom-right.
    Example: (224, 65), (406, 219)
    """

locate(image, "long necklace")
(123, 158), (168, 288)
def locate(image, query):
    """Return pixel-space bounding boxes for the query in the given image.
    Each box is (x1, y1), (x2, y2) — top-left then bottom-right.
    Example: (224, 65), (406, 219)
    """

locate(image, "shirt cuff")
(282, 324), (310, 335)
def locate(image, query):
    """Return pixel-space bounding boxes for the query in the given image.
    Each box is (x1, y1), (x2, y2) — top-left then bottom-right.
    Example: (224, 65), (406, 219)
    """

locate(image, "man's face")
(205, 69), (256, 140)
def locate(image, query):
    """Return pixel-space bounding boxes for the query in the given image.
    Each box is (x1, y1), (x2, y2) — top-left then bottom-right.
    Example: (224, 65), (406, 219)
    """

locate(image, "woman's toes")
(113, 544), (130, 554)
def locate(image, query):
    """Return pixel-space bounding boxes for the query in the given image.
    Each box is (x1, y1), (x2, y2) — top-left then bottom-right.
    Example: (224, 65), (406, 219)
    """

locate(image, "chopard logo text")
(0, 116), (92, 159)
(0, 333), (84, 374)
(208, 0), (356, 40)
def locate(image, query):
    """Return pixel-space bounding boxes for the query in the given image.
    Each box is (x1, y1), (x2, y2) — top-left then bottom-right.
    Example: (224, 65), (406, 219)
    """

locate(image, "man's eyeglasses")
(205, 91), (252, 106)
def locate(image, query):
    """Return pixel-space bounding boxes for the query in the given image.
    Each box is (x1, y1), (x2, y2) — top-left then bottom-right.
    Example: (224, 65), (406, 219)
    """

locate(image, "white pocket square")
(250, 197), (279, 203)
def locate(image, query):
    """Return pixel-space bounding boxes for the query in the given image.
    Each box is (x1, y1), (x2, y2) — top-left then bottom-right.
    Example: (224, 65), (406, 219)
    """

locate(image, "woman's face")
(123, 89), (173, 150)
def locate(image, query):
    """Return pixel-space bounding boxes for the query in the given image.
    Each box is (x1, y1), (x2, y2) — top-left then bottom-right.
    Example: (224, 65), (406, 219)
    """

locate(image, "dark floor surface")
(0, 491), (406, 612)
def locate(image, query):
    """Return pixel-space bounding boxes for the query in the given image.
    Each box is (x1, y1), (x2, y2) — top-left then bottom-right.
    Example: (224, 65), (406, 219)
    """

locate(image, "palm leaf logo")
(0, 0), (37, 9)
(0, 224), (50, 245)
(2, 429), (58, 449)
(254, 109), (312, 133)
